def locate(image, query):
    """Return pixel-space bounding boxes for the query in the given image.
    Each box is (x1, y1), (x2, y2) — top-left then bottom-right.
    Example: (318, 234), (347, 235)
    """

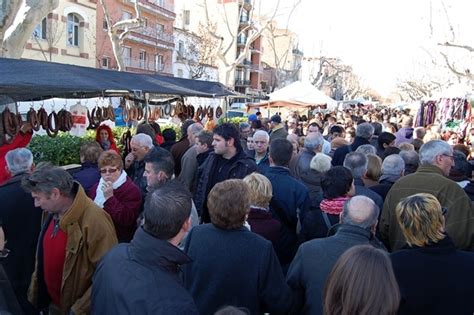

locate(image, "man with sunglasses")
(382, 140), (474, 252)
(22, 163), (117, 315)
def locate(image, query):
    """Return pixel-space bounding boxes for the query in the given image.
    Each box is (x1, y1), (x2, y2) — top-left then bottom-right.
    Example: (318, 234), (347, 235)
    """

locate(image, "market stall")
(0, 58), (235, 143)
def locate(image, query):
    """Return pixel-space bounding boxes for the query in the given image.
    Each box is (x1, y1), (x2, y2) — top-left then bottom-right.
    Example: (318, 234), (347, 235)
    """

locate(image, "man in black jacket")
(0, 148), (41, 314)
(332, 122), (374, 166)
(194, 123), (257, 223)
(92, 181), (198, 315)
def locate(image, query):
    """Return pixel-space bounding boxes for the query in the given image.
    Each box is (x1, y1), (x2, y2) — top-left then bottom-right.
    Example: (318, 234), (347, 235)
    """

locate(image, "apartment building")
(96, 0), (175, 75)
(260, 21), (303, 92)
(174, 0), (264, 100)
(22, 0), (97, 67)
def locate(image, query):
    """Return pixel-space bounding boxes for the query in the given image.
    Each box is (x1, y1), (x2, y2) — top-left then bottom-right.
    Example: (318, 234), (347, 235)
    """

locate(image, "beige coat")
(28, 184), (118, 315)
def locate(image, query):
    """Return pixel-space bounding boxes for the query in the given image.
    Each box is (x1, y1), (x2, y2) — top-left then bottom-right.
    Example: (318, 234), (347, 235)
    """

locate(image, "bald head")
(341, 196), (379, 229)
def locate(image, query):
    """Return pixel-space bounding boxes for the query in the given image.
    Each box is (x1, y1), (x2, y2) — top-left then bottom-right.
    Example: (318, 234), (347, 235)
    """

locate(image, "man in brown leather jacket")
(22, 163), (117, 315)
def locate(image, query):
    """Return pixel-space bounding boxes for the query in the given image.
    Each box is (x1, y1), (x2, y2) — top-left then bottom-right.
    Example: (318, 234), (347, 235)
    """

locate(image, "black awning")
(0, 58), (234, 101)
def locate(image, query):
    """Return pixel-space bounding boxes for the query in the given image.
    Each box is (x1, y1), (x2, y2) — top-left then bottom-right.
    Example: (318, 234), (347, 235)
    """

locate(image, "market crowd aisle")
(1, 102), (474, 314)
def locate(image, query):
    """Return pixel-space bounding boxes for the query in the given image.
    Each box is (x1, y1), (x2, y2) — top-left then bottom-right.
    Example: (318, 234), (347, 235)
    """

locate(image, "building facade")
(95, 0), (175, 75)
(22, 0), (97, 68)
(260, 21), (303, 92)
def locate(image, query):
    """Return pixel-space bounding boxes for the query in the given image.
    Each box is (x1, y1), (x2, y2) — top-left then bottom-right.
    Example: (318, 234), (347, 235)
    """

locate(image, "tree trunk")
(1, 0), (59, 58)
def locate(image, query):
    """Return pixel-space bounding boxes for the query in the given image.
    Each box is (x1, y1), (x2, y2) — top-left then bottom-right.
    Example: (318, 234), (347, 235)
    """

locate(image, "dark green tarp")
(0, 58), (234, 101)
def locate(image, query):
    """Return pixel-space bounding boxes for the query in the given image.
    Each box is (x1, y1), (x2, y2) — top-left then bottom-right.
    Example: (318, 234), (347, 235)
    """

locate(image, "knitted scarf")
(320, 196), (351, 215)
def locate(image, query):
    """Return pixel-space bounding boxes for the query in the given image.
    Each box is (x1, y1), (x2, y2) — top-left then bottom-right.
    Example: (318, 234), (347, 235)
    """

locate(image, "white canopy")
(267, 81), (338, 110)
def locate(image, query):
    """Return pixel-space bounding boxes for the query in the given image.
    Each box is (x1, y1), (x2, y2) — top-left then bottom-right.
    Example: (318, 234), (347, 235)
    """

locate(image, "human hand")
(20, 122), (33, 134)
(125, 152), (135, 169)
(101, 181), (114, 200)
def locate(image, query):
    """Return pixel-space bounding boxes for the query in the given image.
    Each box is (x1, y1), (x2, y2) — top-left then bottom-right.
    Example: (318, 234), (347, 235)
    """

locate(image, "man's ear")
(182, 216), (192, 233)
(50, 187), (61, 200)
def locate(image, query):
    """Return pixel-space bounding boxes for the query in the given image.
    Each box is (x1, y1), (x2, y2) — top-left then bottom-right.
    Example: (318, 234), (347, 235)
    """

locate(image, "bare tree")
(201, 0), (280, 87)
(261, 0), (302, 89)
(98, 0), (142, 71)
(308, 56), (369, 101)
(179, 23), (218, 79)
(32, 14), (64, 61)
(1, 0), (59, 58)
(429, 0), (474, 84)
(396, 78), (444, 101)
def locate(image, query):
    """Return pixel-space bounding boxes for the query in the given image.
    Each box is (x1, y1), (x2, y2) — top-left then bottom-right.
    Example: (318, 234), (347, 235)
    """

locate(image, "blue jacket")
(92, 228), (198, 315)
(265, 166), (311, 266)
(183, 224), (299, 315)
(256, 152), (270, 175)
(72, 162), (100, 193)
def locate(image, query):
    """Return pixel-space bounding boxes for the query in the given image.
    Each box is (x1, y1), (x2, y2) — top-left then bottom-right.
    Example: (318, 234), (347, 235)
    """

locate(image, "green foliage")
(217, 116), (248, 125)
(28, 124), (183, 166)
(28, 133), (91, 166)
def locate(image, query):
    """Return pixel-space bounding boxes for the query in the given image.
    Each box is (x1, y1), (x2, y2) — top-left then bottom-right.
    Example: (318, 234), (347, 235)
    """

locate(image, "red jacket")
(0, 132), (33, 185)
(88, 177), (142, 242)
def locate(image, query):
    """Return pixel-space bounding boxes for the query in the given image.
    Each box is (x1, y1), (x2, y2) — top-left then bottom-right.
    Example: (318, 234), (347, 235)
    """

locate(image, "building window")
(183, 10), (190, 25)
(102, 19), (108, 31)
(101, 57), (110, 69)
(142, 18), (148, 28)
(122, 47), (131, 66)
(156, 23), (164, 33)
(139, 50), (147, 69)
(178, 40), (184, 56)
(33, 18), (47, 40)
(177, 69), (183, 77)
(155, 54), (164, 71)
(122, 11), (132, 21)
(67, 14), (80, 46)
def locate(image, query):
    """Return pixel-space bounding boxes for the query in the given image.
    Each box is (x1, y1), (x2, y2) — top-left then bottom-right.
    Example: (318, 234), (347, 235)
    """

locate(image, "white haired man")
(125, 133), (154, 195)
(382, 140), (474, 251)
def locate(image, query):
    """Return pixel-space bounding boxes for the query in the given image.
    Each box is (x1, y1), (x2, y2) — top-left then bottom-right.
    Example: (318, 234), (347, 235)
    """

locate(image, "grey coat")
(286, 225), (382, 315)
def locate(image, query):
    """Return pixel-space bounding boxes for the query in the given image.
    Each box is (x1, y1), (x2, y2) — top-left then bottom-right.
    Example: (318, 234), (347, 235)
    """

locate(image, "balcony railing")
(128, 0), (176, 19)
(250, 45), (262, 53)
(123, 57), (166, 72)
(140, 26), (174, 43)
(235, 79), (251, 86)
(249, 63), (262, 72)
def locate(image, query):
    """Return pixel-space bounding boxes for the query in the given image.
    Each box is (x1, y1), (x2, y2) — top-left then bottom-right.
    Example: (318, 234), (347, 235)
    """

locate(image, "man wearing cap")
(269, 114), (288, 143)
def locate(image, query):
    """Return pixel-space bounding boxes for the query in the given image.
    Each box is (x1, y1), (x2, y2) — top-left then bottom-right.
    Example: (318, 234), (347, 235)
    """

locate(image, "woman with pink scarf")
(300, 166), (355, 242)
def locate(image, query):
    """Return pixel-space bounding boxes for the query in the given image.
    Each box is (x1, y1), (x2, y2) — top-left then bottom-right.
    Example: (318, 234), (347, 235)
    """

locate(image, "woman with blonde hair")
(323, 245), (400, 315)
(243, 173), (281, 248)
(363, 154), (382, 187)
(391, 193), (474, 314)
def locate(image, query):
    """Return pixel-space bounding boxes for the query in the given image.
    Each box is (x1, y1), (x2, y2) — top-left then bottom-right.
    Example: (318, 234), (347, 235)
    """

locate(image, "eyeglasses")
(441, 207), (448, 216)
(100, 168), (118, 174)
(441, 154), (454, 159)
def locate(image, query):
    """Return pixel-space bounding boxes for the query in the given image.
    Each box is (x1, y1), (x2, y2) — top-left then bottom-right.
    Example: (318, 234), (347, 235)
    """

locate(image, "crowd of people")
(1, 105), (474, 315)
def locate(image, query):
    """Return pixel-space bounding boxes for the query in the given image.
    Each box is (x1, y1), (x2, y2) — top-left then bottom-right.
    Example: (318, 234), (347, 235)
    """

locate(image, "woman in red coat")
(95, 124), (119, 154)
(88, 150), (142, 242)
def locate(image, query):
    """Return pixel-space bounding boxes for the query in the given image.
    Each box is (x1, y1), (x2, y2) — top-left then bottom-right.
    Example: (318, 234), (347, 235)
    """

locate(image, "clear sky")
(261, 0), (474, 96)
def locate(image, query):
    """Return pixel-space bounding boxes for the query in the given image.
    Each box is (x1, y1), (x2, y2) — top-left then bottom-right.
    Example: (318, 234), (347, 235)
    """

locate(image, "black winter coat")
(0, 173), (42, 314)
(92, 228), (198, 315)
(391, 236), (474, 315)
(183, 224), (299, 315)
(331, 137), (370, 166)
(194, 150), (257, 222)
